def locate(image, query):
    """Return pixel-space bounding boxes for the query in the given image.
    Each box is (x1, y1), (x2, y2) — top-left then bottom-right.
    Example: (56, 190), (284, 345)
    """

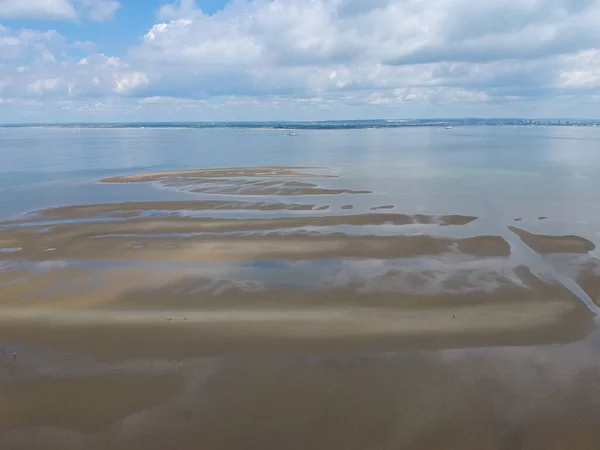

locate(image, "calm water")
(1, 126), (600, 232)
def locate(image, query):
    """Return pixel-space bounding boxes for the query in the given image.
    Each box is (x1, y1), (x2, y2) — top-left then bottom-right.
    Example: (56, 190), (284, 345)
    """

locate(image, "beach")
(3, 127), (600, 449)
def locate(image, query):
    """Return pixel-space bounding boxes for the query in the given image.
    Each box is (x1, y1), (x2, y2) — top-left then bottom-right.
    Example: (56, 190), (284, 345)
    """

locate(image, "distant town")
(2, 118), (600, 129)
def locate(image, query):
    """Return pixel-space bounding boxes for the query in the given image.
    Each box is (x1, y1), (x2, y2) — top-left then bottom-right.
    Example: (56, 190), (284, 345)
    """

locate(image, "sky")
(0, 0), (600, 123)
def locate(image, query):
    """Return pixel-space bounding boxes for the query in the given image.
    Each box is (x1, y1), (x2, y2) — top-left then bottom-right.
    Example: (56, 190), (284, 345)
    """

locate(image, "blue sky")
(1, 0), (600, 123)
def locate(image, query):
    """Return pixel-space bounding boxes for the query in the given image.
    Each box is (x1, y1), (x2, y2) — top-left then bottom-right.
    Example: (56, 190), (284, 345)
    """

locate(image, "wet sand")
(0, 374), (180, 432)
(101, 166), (371, 196)
(0, 260), (594, 359)
(10, 211), (478, 232)
(3, 166), (600, 449)
(4, 346), (600, 450)
(509, 226), (596, 254)
(24, 200), (321, 220)
(100, 166), (335, 183)
(0, 228), (509, 262)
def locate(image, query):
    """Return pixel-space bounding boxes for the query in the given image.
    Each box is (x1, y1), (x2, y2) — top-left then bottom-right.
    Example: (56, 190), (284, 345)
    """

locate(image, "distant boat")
(287, 132), (298, 136)
(445, 126), (453, 129)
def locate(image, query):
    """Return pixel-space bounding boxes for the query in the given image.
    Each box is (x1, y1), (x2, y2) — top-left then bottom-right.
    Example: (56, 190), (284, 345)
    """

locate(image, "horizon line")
(1, 117), (600, 128)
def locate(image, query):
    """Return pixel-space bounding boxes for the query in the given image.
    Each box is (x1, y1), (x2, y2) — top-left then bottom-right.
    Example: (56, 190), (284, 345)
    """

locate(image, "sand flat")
(187, 185), (370, 195)
(0, 261), (593, 358)
(0, 229), (509, 262)
(509, 226), (595, 254)
(0, 300), (591, 360)
(25, 200), (320, 220)
(100, 166), (372, 196)
(6, 213), (478, 238)
(100, 166), (335, 183)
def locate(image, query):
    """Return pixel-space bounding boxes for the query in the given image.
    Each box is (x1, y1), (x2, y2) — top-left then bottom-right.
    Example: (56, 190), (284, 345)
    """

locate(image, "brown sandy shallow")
(0, 374), (180, 433)
(509, 226), (596, 254)
(4, 345), (600, 450)
(100, 166), (335, 183)
(189, 357), (600, 450)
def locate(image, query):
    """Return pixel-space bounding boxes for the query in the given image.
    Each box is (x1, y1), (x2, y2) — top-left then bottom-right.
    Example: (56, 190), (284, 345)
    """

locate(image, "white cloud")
(113, 71), (149, 93)
(28, 77), (62, 94)
(78, 101), (109, 111)
(558, 50), (600, 88)
(3, 0), (600, 121)
(0, 0), (76, 20)
(0, 37), (148, 101)
(0, 0), (119, 21)
(125, 0), (600, 108)
(137, 96), (206, 108)
(0, 27), (64, 60)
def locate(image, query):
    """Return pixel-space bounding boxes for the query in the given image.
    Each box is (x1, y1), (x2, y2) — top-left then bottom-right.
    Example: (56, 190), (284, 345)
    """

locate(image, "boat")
(287, 132), (298, 136)
(445, 126), (453, 129)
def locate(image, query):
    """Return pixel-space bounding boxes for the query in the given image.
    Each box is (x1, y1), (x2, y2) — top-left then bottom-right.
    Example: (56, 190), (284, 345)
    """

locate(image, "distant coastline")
(1, 118), (600, 130)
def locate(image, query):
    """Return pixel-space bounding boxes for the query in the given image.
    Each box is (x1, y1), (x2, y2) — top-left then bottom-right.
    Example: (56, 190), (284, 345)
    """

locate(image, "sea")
(2, 125), (600, 228)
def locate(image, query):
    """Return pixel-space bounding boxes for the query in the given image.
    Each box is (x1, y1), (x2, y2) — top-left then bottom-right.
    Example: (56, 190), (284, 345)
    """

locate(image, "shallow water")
(2, 126), (600, 223)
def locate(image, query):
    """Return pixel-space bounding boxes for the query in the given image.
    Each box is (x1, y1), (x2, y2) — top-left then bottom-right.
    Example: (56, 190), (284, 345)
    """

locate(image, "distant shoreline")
(1, 118), (600, 129)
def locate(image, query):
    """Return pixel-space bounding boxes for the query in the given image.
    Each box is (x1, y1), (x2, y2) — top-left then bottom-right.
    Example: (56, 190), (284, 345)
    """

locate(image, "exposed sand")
(0, 228), (509, 261)
(100, 167), (371, 196)
(101, 166), (335, 183)
(509, 226), (595, 254)
(6, 213), (478, 239)
(0, 261), (593, 360)
(25, 200), (321, 220)
(182, 180), (371, 196)
(0, 300), (590, 361)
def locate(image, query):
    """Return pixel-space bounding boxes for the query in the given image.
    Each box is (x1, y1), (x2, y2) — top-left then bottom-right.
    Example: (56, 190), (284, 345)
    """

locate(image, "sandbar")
(509, 226), (595, 254)
(7, 213), (478, 238)
(100, 166), (371, 196)
(27, 200), (320, 220)
(101, 166), (335, 183)
(0, 229), (509, 261)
